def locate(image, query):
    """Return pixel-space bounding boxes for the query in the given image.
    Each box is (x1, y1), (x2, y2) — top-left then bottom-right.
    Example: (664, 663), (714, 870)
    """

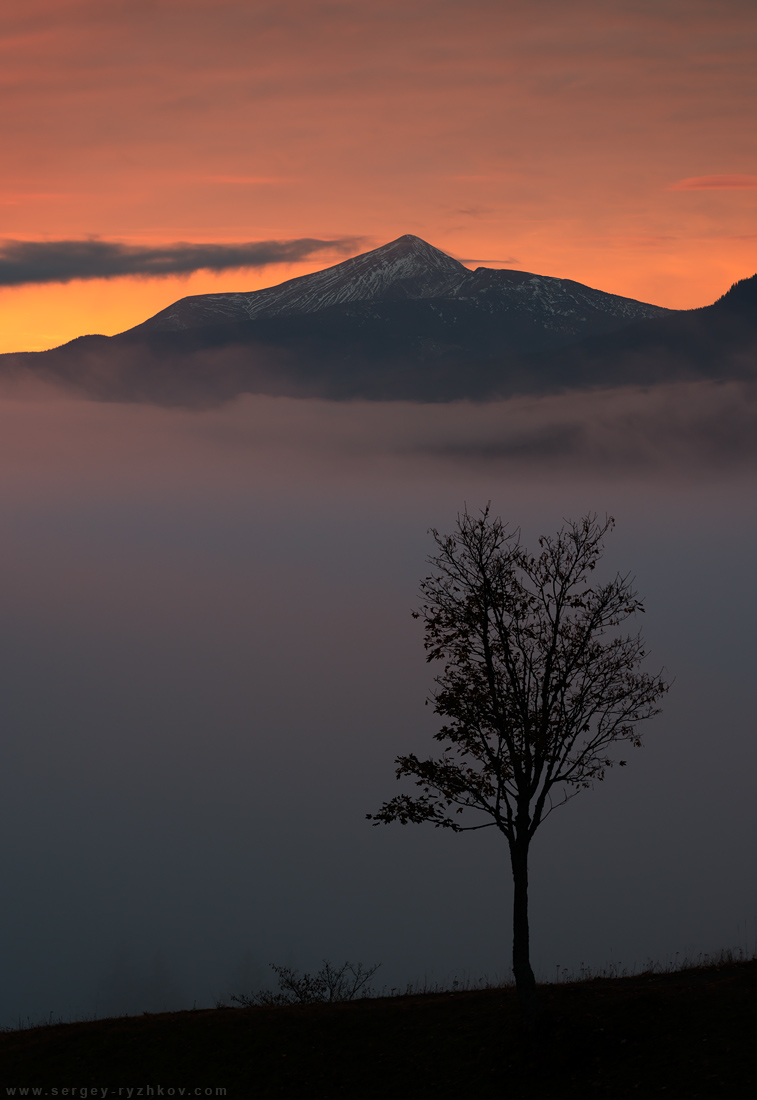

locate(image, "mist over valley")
(0, 378), (755, 1023)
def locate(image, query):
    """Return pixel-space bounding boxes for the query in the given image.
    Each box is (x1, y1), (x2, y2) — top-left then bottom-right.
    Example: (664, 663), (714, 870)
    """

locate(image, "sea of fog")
(0, 377), (756, 1024)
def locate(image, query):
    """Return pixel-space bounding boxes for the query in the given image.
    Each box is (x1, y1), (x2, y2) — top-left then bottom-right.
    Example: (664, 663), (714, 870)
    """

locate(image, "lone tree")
(369, 509), (668, 1009)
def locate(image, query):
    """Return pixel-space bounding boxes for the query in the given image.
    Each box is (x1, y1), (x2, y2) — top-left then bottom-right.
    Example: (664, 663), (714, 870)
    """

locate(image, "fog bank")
(0, 382), (755, 1024)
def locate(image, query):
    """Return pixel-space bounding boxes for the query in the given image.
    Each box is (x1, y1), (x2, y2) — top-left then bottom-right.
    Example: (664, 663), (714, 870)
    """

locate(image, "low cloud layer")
(224, 379), (757, 476)
(4, 372), (756, 478)
(0, 237), (362, 288)
(0, 380), (755, 1024)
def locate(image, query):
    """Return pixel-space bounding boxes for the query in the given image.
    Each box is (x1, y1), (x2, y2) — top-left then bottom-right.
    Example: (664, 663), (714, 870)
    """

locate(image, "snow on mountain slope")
(124, 234), (670, 336)
(127, 236), (468, 333)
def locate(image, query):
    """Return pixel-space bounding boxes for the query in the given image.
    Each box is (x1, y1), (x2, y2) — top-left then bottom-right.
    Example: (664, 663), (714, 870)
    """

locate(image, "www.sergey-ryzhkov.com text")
(6, 1089), (227, 1097)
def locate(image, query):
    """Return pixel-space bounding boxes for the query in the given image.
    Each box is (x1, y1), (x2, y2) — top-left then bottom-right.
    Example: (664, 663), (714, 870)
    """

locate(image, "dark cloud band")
(0, 237), (363, 288)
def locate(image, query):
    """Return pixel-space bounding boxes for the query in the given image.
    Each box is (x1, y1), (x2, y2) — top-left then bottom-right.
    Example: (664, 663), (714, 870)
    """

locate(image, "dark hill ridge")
(1, 235), (756, 405)
(1, 960), (756, 1097)
(711, 271), (757, 317)
(529, 270), (757, 392)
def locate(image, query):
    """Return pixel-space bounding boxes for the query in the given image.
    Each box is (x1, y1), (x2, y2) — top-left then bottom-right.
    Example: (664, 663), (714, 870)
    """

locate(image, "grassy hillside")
(1, 960), (755, 1098)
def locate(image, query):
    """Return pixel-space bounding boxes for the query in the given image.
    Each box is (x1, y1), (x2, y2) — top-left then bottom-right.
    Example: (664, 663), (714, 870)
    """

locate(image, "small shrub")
(230, 960), (381, 1007)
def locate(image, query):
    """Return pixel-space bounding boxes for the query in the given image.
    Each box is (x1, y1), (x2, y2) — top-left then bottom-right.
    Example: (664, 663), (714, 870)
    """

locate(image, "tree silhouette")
(369, 509), (669, 1011)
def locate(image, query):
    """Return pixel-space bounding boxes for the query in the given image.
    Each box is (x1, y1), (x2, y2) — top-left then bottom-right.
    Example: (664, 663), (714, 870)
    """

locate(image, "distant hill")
(1, 235), (755, 405)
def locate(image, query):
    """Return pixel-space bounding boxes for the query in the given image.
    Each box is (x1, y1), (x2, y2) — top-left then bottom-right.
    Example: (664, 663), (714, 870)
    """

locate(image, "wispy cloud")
(0, 237), (362, 288)
(459, 256), (520, 266)
(201, 176), (295, 185)
(669, 175), (757, 191)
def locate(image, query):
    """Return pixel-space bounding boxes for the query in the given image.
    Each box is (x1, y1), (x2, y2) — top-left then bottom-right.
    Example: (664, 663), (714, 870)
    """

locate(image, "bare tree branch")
(369, 508), (669, 1010)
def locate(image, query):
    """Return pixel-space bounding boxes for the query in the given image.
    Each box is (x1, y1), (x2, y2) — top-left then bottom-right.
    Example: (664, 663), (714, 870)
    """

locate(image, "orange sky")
(1, 0), (756, 353)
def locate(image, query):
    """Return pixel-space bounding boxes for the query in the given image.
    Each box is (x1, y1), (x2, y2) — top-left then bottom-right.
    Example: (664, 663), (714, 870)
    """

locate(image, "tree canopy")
(370, 508), (669, 1006)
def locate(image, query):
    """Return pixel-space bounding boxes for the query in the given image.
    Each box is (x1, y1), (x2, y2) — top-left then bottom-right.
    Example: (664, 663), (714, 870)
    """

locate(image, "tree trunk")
(510, 834), (538, 1014)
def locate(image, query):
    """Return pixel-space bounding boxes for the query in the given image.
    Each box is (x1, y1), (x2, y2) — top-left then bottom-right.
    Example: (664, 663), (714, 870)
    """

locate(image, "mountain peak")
(122, 234), (670, 340)
(331, 233), (468, 286)
(128, 234), (470, 333)
(378, 232), (460, 255)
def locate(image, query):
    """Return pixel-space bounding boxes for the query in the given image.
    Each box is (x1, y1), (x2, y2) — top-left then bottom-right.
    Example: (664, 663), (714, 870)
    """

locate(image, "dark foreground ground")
(1, 960), (755, 1099)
